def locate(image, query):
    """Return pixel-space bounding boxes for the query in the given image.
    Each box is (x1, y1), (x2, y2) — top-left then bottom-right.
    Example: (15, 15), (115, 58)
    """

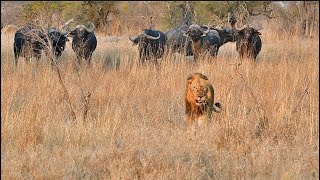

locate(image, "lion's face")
(187, 73), (210, 107)
(190, 80), (209, 106)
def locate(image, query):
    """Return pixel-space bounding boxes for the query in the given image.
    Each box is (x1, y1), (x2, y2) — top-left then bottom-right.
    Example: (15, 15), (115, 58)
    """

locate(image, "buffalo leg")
(13, 45), (22, 66)
(34, 50), (41, 66)
(85, 52), (92, 67)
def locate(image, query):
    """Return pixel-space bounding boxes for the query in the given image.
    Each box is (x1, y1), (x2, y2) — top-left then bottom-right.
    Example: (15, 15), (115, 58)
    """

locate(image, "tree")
(21, 1), (119, 32)
(164, 1), (275, 28)
(164, 1), (195, 29)
(22, 1), (78, 28)
(271, 1), (319, 37)
(80, 1), (120, 32)
(298, 1), (319, 37)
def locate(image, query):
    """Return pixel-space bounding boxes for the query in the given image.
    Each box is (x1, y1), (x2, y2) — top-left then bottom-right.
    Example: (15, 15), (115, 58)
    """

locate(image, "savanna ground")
(1, 28), (319, 179)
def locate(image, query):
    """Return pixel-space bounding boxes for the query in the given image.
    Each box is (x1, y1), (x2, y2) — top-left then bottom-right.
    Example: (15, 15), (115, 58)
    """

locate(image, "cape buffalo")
(166, 25), (193, 56)
(165, 1), (194, 56)
(13, 20), (72, 66)
(129, 29), (167, 64)
(67, 22), (97, 66)
(183, 24), (222, 62)
(13, 24), (49, 65)
(48, 27), (69, 59)
(201, 26), (237, 48)
(166, 25), (236, 58)
(230, 18), (262, 60)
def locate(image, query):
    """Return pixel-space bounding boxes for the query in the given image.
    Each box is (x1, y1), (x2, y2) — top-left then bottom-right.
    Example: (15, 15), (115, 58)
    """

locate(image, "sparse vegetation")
(1, 1), (319, 179)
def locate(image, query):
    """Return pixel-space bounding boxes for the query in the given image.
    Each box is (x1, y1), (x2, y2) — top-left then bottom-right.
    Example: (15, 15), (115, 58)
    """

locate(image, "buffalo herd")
(12, 16), (262, 66)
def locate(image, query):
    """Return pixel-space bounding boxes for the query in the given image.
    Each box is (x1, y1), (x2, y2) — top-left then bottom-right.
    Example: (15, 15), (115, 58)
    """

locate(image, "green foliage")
(163, 1), (187, 28)
(79, 1), (119, 31)
(194, 1), (230, 24)
(21, 1), (119, 31)
(22, 1), (68, 28)
(164, 1), (274, 29)
(18, 1), (318, 36)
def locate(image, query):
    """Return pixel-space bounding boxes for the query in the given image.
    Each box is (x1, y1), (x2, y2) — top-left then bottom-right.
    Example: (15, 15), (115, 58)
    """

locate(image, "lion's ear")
(187, 75), (193, 85)
(199, 74), (208, 80)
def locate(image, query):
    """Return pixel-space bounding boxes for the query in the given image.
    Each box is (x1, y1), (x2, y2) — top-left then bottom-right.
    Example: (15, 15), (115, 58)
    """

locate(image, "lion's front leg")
(186, 113), (196, 127)
(197, 114), (208, 126)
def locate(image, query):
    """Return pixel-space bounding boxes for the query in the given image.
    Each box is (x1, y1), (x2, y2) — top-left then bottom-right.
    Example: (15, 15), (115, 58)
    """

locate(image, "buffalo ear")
(254, 29), (261, 35)
(183, 31), (189, 37)
(237, 29), (244, 36)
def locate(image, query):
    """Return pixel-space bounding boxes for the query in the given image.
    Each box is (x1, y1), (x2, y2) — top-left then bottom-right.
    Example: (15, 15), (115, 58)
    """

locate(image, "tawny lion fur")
(185, 73), (221, 126)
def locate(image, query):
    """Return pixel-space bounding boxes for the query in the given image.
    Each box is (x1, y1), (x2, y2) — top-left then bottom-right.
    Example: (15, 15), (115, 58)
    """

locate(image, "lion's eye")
(203, 87), (207, 91)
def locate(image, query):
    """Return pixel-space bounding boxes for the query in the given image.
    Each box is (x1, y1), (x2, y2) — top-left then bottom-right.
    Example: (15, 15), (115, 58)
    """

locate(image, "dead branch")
(82, 91), (91, 122)
(292, 85), (310, 113)
(30, 27), (77, 121)
(235, 65), (266, 114)
(249, 10), (278, 19)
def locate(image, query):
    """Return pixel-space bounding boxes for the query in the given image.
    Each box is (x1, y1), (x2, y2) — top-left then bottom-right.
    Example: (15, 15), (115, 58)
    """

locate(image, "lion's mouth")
(196, 99), (207, 106)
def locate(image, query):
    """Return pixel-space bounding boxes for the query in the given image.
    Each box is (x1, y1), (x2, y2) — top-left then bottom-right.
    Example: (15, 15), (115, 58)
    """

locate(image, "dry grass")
(1, 30), (319, 179)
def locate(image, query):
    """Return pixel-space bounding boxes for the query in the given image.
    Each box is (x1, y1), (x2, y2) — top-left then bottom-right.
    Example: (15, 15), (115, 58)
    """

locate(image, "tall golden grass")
(1, 29), (319, 179)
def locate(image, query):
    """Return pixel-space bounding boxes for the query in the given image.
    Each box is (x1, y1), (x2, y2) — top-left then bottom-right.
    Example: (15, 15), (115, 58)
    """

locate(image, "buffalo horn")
(234, 21), (247, 31)
(83, 22), (95, 33)
(129, 35), (137, 42)
(60, 18), (74, 35)
(143, 31), (160, 40)
(200, 25), (210, 37)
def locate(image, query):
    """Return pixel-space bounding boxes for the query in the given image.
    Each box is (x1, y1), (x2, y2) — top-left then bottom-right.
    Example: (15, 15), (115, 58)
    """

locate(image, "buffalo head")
(66, 22), (97, 66)
(48, 28), (69, 58)
(129, 29), (161, 46)
(230, 18), (262, 60)
(182, 24), (210, 41)
(129, 29), (166, 64)
(68, 23), (95, 38)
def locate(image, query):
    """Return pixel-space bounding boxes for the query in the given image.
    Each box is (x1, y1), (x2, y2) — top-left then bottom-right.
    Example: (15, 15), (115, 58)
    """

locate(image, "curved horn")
(227, 13), (231, 23)
(48, 28), (58, 34)
(202, 25), (210, 34)
(60, 18), (74, 32)
(215, 23), (223, 29)
(129, 35), (137, 42)
(183, 31), (189, 37)
(180, 26), (187, 34)
(83, 22), (95, 33)
(234, 21), (246, 31)
(143, 31), (160, 40)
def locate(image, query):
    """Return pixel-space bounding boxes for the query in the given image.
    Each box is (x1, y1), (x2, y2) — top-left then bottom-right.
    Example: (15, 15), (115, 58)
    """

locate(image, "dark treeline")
(1, 1), (319, 37)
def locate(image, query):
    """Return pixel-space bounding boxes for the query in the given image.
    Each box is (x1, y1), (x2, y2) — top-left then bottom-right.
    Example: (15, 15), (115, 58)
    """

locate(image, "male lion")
(185, 73), (221, 126)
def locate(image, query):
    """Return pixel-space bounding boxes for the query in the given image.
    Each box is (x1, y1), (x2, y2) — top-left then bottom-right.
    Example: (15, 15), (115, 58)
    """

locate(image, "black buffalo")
(166, 25), (236, 58)
(201, 26), (237, 49)
(230, 17), (262, 60)
(67, 23), (97, 66)
(13, 22), (71, 66)
(183, 24), (224, 62)
(165, 1), (194, 56)
(13, 24), (48, 65)
(165, 25), (193, 56)
(48, 28), (69, 59)
(129, 29), (167, 64)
